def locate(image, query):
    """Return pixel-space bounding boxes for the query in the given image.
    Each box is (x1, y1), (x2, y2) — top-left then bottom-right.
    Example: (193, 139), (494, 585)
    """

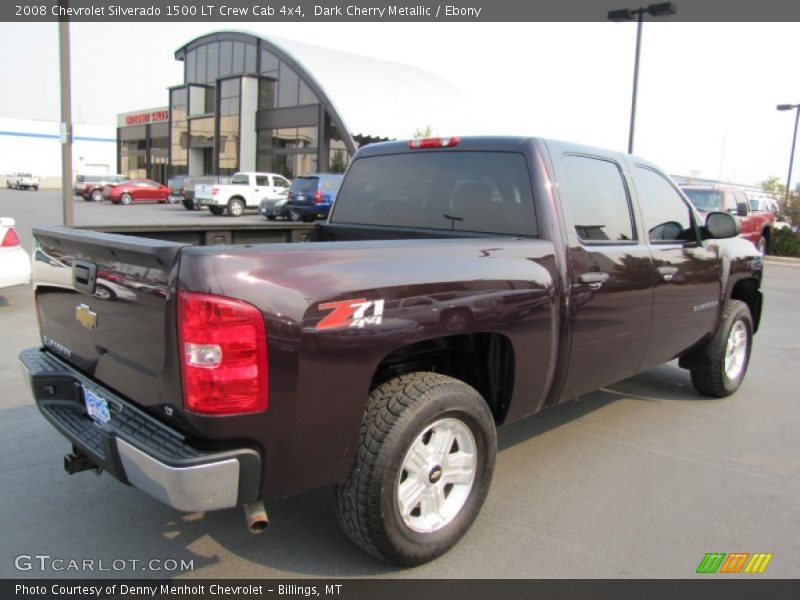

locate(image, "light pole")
(608, 2), (677, 154)
(777, 103), (800, 205)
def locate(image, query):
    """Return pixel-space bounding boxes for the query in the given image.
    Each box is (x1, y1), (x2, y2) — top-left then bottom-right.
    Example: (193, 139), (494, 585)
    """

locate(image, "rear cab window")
(331, 152), (537, 236)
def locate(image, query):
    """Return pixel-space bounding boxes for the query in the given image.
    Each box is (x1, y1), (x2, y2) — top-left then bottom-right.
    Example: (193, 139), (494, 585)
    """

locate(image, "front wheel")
(690, 300), (753, 397)
(91, 189), (103, 202)
(333, 372), (496, 566)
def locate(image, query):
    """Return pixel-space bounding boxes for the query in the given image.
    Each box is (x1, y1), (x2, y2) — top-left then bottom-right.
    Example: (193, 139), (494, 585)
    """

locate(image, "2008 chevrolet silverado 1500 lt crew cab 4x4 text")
(20, 137), (763, 565)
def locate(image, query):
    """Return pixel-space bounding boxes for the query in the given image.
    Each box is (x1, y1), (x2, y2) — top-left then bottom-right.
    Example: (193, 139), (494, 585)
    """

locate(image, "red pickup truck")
(20, 137), (763, 565)
(682, 185), (775, 254)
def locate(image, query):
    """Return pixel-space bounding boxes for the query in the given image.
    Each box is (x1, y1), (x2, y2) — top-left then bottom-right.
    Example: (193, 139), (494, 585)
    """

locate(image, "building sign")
(118, 108), (169, 128)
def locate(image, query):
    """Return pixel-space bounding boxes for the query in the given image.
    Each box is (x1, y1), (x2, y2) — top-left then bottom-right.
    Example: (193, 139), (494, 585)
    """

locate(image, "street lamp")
(777, 103), (800, 205)
(608, 2), (677, 154)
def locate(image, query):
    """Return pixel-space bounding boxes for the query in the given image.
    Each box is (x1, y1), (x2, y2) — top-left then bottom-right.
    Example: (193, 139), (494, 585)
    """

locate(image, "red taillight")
(1, 227), (21, 248)
(314, 189), (323, 205)
(408, 137), (460, 149)
(177, 291), (268, 415)
(211, 186), (219, 196)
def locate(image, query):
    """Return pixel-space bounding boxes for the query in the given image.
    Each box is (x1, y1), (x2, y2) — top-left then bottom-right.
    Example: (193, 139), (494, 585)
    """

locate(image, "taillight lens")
(211, 186), (219, 196)
(408, 137), (460, 149)
(1, 227), (21, 248)
(314, 189), (323, 205)
(177, 291), (268, 415)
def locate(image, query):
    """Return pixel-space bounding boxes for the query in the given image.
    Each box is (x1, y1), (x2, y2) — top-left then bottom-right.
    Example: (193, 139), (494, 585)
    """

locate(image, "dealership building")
(117, 31), (466, 183)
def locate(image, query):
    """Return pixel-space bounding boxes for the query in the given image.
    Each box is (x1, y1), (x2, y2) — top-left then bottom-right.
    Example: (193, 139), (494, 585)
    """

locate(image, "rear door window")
(561, 155), (635, 242)
(332, 152), (536, 236)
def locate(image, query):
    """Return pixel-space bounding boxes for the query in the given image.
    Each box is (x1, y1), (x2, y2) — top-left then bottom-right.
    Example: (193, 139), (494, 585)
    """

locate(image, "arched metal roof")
(175, 32), (468, 145)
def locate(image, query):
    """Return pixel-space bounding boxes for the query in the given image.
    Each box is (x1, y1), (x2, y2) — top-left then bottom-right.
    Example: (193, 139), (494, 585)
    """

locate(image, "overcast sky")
(0, 21), (798, 187)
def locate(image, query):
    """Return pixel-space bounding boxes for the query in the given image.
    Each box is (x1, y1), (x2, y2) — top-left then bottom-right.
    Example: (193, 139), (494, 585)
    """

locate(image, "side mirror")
(736, 202), (749, 217)
(704, 212), (739, 239)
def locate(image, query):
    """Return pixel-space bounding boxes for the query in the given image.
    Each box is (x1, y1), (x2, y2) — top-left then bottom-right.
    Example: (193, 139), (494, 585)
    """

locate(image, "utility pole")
(59, 3), (74, 226)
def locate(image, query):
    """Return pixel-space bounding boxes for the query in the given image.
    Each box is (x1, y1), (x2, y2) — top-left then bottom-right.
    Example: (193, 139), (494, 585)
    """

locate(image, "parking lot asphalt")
(0, 188), (798, 579)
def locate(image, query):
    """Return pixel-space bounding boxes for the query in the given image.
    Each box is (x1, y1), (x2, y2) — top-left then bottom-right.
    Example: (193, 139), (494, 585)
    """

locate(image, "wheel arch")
(370, 332), (516, 425)
(729, 277), (762, 333)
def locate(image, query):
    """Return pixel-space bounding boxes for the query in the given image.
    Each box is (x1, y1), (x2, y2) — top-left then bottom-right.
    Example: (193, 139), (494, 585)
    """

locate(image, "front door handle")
(656, 266), (679, 281)
(578, 272), (610, 290)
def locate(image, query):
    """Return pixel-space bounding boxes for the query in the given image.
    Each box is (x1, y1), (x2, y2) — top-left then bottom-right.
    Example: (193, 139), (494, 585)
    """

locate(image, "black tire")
(288, 209), (301, 222)
(690, 300), (753, 397)
(182, 201), (194, 211)
(209, 206), (224, 216)
(91, 189), (103, 202)
(266, 215), (277, 221)
(333, 372), (496, 566)
(301, 215), (315, 223)
(228, 198), (245, 217)
(120, 193), (133, 205)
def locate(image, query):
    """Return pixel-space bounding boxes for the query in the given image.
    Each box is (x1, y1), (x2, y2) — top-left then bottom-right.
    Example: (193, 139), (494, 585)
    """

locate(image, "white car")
(0, 218), (31, 289)
(6, 172), (40, 191)
(195, 172), (291, 216)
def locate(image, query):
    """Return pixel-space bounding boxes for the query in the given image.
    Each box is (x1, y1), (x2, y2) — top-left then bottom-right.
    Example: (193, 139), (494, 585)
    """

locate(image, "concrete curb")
(764, 255), (800, 266)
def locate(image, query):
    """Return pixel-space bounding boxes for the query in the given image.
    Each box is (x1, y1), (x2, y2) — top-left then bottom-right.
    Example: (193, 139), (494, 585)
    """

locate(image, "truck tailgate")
(32, 226), (187, 412)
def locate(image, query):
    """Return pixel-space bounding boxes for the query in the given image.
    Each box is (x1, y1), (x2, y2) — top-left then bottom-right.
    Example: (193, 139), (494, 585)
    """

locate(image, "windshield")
(683, 189), (722, 212)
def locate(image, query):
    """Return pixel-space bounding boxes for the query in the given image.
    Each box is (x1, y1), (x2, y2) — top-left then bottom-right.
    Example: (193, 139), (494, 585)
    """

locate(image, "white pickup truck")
(195, 172), (291, 216)
(6, 172), (40, 191)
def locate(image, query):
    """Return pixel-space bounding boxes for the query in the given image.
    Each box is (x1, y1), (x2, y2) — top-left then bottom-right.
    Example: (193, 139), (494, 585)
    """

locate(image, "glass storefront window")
(207, 42), (219, 84)
(218, 114), (239, 176)
(299, 80), (317, 105)
(189, 117), (214, 147)
(233, 42), (244, 74)
(219, 41), (233, 77)
(186, 49), (196, 84)
(258, 78), (275, 110)
(277, 64), (299, 108)
(197, 46), (207, 85)
(149, 123), (169, 183)
(245, 44), (256, 73)
(260, 49), (279, 75)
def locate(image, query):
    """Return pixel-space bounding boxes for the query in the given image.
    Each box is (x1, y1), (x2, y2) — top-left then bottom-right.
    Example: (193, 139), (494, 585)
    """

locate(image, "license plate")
(83, 386), (111, 424)
(296, 194), (305, 201)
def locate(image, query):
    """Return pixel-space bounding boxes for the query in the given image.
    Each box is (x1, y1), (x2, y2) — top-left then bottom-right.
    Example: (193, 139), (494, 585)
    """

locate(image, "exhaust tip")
(243, 502), (269, 534)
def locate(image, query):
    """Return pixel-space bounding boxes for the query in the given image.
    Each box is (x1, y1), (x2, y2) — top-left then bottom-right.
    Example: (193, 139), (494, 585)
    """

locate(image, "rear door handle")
(578, 272), (609, 289)
(656, 266), (679, 281)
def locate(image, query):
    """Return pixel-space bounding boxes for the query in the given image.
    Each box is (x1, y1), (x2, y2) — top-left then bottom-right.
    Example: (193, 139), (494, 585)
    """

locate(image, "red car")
(104, 180), (170, 205)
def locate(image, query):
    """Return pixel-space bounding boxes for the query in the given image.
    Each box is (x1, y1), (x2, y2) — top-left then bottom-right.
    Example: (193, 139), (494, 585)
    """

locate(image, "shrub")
(768, 228), (800, 257)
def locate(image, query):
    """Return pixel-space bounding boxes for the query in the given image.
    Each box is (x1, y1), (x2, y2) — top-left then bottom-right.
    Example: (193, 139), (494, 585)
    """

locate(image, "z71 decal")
(317, 298), (385, 331)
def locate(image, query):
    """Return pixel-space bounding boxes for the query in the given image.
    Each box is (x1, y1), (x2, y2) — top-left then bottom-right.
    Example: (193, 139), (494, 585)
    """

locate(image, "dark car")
(103, 179), (170, 205)
(281, 173), (344, 222)
(74, 174), (130, 202)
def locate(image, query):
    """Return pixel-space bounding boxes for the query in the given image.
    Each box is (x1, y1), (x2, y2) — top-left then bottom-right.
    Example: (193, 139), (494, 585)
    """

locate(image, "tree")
(329, 150), (347, 174)
(412, 125), (433, 138)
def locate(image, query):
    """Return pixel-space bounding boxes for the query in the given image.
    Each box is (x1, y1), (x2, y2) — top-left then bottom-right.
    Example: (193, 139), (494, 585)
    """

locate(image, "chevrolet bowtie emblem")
(75, 304), (97, 330)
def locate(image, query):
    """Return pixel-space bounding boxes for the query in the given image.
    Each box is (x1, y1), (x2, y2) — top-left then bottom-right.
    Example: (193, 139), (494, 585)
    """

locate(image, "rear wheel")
(690, 300), (753, 397)
(288, 209), (301, 222)
(120, 193), (133, 205)
(228, 198), (245, 217)
(333, 372), (496, 566)
(266, 215), (277, 221)
(91, 189), (103, 202)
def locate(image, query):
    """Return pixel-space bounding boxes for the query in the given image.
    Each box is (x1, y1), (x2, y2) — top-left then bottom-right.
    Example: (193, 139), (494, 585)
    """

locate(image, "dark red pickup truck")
(682, 184), (776, 254)
(20, 137), (763, 565)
